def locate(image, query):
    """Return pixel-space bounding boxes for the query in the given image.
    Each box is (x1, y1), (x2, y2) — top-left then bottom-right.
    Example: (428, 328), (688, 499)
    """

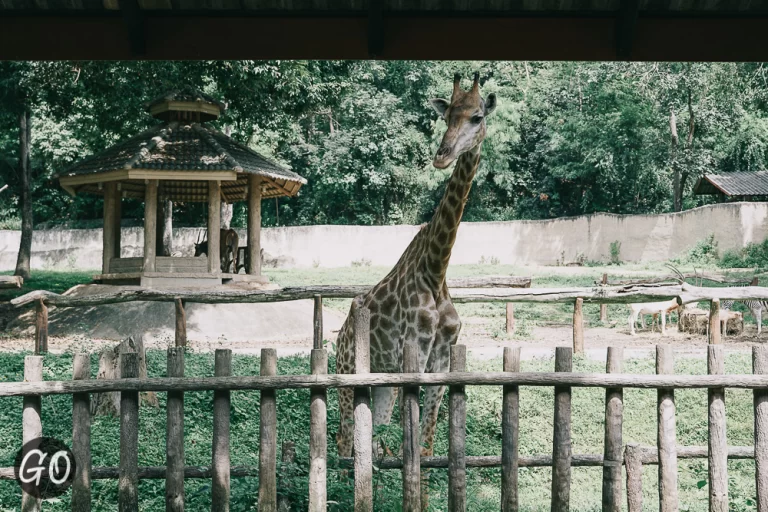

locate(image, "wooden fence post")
(278, 441), (296, 512)
(656, 344), (678, 512)
(600, 273), (608, 322)
(309, 348), (328, 512)
(259, 348), (278, 512)
(448, 344), (467, 512)
(313, 295), (323, 350)
(22, 356), (43, 512)
(35, 298), (48, 354)
(754, 346), (768, 510)
(709, 299), (721, 345)
(166, 347), (185, 511)
(602, 347), (623, 512)
(708, 344), (728, 512)
(119, 351), (139, 512)
(212, 349), (231, 512)
(402, 343), (421, 512)
(174, 299), (186, 348)
(506, 303), (515, 335)
(573, 299), (584, 355)
(551, 347), (573, 512)
(353, 299), (373, 512)
(624, 444), (643, 512)
(72, 354), (92, 512)
(502, 346), (521, 512)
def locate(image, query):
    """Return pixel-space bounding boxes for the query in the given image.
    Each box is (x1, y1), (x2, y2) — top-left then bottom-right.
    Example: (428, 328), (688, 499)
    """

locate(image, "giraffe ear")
(429, 98), (450, 119)
(484, 93), (497, 116)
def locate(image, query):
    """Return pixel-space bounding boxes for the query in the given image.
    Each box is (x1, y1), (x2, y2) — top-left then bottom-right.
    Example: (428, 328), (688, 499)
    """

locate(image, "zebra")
(721, 299), (768, 335)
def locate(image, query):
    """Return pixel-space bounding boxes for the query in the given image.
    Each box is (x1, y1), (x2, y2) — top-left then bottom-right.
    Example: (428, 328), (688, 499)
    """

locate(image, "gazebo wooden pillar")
(207, 180), (221, 274)
(102, 182), (118, 275)
(143, 180), (158, 272)
(248, 175), (262, 276)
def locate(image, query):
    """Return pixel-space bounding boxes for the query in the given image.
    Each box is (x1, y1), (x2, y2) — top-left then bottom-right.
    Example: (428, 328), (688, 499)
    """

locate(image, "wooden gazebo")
(58, 88), (306, 288)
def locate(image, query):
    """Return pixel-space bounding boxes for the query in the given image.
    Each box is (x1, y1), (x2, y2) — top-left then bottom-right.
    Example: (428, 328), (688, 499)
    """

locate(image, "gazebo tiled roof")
(57, 91), (306, 202)
(693, 171), (768, 198)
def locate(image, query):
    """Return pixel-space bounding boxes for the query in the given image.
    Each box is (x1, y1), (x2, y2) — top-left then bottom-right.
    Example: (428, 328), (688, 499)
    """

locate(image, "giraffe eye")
(471, 115), (483, 124)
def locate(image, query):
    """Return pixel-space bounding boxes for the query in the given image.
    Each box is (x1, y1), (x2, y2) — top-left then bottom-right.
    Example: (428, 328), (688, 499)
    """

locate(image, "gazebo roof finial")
(144, 86), (226, 123)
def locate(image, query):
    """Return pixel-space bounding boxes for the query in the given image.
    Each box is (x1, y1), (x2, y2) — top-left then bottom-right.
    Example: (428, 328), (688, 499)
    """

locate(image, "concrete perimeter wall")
(1, 202), (767, 270)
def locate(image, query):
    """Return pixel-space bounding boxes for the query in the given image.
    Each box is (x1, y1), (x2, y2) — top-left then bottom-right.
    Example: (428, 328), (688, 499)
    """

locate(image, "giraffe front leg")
(372, 386), (399, 458)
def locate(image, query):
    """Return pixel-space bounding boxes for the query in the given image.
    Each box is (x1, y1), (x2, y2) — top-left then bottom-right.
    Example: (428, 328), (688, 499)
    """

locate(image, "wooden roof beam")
(615, 0), (640, 60)
(368, 0), (384, 58)
(118, 0), (146, 56)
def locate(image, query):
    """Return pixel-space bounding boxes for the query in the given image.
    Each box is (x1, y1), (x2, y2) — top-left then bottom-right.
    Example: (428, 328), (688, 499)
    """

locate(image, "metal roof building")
(693, 172), (768, 200)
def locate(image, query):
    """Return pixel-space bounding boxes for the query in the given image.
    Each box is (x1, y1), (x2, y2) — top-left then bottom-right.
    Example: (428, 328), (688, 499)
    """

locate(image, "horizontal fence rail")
(5, 372), (768, 397)
(12, 282), (768, 309)
(0, 447), (755, 481)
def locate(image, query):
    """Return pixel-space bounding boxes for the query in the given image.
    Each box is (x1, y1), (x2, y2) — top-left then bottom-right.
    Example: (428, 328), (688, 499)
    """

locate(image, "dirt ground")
(3, 313), (765, 361)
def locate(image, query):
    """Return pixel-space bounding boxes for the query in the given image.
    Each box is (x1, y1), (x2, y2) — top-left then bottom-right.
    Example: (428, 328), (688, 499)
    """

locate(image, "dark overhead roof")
(3, 2), (768, 61)
(694, 172), (768, 197)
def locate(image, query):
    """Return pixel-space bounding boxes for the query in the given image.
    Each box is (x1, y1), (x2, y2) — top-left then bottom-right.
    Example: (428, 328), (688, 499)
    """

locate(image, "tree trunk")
(670, 109), (681, 213)
(14, 109), (32, 279)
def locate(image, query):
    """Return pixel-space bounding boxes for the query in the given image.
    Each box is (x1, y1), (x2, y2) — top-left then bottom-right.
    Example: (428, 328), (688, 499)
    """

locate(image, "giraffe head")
(429, 72), (497, 169)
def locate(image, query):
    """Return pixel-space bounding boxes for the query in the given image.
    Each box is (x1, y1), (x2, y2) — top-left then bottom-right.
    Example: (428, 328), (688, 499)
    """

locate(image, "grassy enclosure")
(0, 350), (761, 511)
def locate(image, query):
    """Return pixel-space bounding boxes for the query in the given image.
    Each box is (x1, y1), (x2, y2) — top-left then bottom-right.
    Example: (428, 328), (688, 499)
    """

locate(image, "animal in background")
(194, 229), (239, 273)
(627, 298), (679, 335)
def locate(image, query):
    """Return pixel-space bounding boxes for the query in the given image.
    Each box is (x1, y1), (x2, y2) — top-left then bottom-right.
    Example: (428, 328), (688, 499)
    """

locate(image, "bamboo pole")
(309, 349), (327, 512)
(402, 343), (421, 512)
(754, 346), (768, 511)
(353, 300), (373, 512)
(166, 348), (185, 512)
(709, 299), (721, 345)
(502, 346), (521, 512)
(657, 344), (678, 512)
(258, 349), (278, 512)
(448, 344), (467, 512)
(551, 347), (572, 512)
(708, 345), (728, 512)
(22, 356), (43, 512)
(174, 299), (186, 348)
(72, 354), (92, 512)
(602, 347), (623, 512)
(119, 351), (139, 512)
(212, 349), (231, 512)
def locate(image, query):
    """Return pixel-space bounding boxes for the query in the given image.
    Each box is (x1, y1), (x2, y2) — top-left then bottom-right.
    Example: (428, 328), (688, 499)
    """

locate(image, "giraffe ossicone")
(335, 73), (498, 476)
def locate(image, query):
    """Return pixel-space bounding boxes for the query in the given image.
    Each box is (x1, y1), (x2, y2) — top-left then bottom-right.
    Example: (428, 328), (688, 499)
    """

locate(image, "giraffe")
(335, 72), (497, 464)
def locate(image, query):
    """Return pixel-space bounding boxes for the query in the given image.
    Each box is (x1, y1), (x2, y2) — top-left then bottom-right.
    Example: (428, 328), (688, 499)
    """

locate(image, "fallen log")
(11, 283), (685, 308)
(0, 275), (22, 289)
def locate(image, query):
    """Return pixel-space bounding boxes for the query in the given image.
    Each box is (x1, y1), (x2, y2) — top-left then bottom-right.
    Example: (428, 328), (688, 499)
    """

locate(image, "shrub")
(720, 238), (768, 268)
(609, 241), (622, 265)
(673, 234), (719, 266)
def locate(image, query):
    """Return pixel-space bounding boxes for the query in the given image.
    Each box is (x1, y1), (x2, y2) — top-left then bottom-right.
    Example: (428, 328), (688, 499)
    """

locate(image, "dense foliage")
(3, 61), (768, 228)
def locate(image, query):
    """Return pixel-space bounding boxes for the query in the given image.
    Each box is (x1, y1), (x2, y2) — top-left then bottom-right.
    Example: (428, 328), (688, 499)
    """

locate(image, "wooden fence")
(13, 278), (768, 356)
(2, 295), (768, 511)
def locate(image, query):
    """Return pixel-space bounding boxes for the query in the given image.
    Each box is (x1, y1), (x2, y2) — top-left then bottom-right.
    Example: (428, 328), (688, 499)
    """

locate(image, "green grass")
(0, 270), (94, 302)
(0, 351), (759, 511)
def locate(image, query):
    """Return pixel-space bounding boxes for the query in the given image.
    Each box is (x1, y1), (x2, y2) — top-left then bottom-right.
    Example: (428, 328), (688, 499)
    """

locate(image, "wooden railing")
(2, 299), (768, 511)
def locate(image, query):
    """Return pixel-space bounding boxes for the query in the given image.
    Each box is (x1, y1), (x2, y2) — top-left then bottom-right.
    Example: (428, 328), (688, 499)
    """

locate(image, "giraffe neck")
(422, 143), (482, 287)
